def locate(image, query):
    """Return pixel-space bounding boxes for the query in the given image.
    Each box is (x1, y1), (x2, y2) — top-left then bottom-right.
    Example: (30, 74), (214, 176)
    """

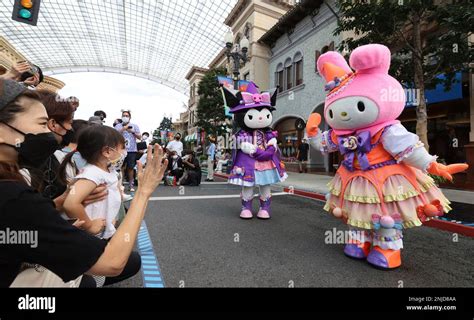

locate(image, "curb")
(212, 172), (474, 238)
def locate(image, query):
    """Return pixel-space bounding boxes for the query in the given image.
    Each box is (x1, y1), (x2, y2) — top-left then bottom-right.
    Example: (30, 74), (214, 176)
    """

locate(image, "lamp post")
(224, 30), (250, 90)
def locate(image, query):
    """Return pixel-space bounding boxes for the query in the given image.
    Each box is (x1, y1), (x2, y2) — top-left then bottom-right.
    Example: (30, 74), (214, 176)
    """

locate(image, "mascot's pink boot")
(257, 197), (271, 220)
(240, 198), (253, 219)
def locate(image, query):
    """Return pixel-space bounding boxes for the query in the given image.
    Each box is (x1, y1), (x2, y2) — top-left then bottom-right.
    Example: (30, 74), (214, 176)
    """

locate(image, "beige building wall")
(211, 0), (293, 90)
(0, 36), (65, 92)
(185, 66), (209, 139)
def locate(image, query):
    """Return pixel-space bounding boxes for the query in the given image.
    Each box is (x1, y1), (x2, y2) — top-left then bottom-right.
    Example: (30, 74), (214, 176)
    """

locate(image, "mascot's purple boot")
(257, 197), (271, 220)
(240, 198), (253, 219)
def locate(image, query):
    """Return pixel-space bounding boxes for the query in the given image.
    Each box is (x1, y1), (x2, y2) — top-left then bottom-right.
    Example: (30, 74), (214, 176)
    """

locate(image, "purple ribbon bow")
(338, 131), (372, 171)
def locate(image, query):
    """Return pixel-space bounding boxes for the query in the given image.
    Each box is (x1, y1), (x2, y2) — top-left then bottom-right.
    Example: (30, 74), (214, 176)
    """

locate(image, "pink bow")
(241, 92), (271, 105)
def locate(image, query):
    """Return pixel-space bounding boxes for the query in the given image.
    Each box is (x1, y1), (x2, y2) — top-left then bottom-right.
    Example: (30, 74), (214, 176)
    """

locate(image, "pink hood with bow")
(317, 44), (406, 136)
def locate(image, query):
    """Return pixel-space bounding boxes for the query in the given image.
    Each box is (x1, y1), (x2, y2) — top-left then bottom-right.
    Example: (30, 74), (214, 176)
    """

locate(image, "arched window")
(294, 52), (303, 86)
(275, 63), (284, 92)
(284, 58), (293, 91)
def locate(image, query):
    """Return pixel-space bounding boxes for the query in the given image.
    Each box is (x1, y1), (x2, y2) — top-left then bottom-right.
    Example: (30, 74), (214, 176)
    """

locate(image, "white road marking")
(149, 192), (289, 201)
(199, 182), (229, 185)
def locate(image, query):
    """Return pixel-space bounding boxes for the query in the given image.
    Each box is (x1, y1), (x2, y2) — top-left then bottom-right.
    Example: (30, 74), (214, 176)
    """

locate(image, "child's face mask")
(108, 148), (127, 170)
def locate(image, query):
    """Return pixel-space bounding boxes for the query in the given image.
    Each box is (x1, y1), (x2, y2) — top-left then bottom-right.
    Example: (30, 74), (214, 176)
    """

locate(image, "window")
(285, 58), (293, 90)
(315, 50), (321, 73)
(294, 52), (303, 86)
(321, 41), (335, 54)
(276, 63), (284, 92)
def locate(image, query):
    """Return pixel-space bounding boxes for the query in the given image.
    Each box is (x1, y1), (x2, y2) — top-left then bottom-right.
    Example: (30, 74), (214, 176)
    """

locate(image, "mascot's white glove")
(240, 142), (257, 155)
(267, 138), (278, 148)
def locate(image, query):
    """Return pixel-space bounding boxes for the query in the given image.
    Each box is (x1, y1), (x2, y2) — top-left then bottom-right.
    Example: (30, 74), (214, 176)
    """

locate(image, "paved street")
(115, 176), (474, 288)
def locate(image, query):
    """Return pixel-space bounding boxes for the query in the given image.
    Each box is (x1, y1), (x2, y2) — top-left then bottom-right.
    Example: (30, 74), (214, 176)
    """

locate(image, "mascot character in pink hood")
(306, 44), (468, 269)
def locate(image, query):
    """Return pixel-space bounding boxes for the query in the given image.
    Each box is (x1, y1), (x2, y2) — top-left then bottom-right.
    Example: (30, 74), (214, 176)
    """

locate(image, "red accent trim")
(424, 219), (474, 237)
(212, 173), (474, 237)
(282, 188), (326, 201)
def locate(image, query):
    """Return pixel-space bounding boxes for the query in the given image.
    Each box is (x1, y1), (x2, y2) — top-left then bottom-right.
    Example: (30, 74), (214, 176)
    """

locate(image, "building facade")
(219, 0), (295, 89)
(185, 66), (209, 147)
(260, 0), (474, 188)
(260, 0), (341, 173)
(186, 0), (295, 150)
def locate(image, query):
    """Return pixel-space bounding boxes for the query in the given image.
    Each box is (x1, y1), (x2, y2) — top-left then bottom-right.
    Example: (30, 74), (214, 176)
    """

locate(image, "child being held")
(61, 125), (126, 239)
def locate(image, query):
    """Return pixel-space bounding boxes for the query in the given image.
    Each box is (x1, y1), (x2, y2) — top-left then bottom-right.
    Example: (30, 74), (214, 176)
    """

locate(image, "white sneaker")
(123, 194), (133, 202)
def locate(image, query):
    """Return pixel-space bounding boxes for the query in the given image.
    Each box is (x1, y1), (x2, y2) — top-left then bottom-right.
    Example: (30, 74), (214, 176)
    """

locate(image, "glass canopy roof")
(0, 0), (238, 93)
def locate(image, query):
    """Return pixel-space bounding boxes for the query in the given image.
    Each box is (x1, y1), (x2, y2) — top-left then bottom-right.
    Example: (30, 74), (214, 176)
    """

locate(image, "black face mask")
(55, 123), (74, 147)
(1, 122), (60, 168)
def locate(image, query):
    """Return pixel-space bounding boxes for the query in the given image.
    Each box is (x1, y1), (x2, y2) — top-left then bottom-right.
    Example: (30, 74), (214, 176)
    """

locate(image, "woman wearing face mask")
(0, 79), (168, 287)
(164, 149), (183, 186)
(36, 91), (76, 201)
(36, 92), (110, 213)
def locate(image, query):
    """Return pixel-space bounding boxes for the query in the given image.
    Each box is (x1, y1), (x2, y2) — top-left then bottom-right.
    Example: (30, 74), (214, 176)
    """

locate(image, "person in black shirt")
(0, 80), (168, 287)
(297, 138), (310, 173)
(180, 151), (202, 186)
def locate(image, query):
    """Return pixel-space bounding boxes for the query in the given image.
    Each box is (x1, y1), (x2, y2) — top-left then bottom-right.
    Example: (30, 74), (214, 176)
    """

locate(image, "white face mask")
(142, 135), (149, 140)
(172, 155), (178, 160)
(122, 116), (130, 124)
(109, 149), (127, 171)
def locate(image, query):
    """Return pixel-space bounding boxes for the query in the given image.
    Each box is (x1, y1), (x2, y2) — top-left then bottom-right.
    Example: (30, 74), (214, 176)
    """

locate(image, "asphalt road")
(113, 176), (474, 288)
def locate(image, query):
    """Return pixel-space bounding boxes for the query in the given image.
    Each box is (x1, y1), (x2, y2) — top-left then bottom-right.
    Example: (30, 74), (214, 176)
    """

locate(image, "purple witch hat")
(221, 81), (278, 114)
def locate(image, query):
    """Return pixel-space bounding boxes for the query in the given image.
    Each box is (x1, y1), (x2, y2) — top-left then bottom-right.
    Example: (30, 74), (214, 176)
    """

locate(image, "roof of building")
(185, 66), (210, 81)
(259, 0), (325, 46)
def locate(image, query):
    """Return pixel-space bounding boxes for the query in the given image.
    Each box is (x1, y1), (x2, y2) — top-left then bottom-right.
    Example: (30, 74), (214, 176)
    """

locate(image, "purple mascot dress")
(221, 82), (287, 219)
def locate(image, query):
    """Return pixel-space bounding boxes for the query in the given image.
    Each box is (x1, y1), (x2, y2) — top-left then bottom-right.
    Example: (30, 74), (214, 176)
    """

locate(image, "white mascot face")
(325, 96), (379, 130)
(244, 108), (273, 129)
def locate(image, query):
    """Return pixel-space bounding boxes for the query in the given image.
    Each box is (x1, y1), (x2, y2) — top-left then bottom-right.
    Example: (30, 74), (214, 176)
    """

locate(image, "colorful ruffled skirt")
(229, 160), (287, 187)
(324, 163), (451, 230)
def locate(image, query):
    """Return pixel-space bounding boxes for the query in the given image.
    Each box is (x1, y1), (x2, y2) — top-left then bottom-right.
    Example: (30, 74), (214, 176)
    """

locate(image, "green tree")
(196, 67), (228, 136)
(335, 0), (473, 151)
(158, 117), (173, 131)
(152, 117), (173, 145)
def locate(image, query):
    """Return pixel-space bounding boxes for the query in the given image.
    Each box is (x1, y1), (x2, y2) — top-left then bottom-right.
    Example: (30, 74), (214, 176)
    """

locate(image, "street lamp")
(224, 30), (249, 90)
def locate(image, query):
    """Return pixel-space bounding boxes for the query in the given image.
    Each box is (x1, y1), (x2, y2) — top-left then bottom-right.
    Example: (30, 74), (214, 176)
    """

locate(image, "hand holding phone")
(20, 62), (38, 82)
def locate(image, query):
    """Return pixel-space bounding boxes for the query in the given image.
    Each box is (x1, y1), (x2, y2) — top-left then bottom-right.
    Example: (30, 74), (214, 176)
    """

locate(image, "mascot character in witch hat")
(222, 82), (287, 220)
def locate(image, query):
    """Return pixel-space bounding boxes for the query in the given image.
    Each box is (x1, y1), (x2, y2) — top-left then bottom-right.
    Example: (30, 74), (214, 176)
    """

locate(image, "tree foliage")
(196, 67), (228, 136)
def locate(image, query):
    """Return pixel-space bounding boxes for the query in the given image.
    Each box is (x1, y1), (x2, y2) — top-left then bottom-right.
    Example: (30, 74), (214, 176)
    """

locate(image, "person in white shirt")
(166, 133), (183, 157)
(60, 125), (126, 239)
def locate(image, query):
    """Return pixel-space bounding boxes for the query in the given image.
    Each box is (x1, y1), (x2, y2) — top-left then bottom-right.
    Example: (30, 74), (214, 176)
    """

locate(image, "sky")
(55, 72), (188, 136)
